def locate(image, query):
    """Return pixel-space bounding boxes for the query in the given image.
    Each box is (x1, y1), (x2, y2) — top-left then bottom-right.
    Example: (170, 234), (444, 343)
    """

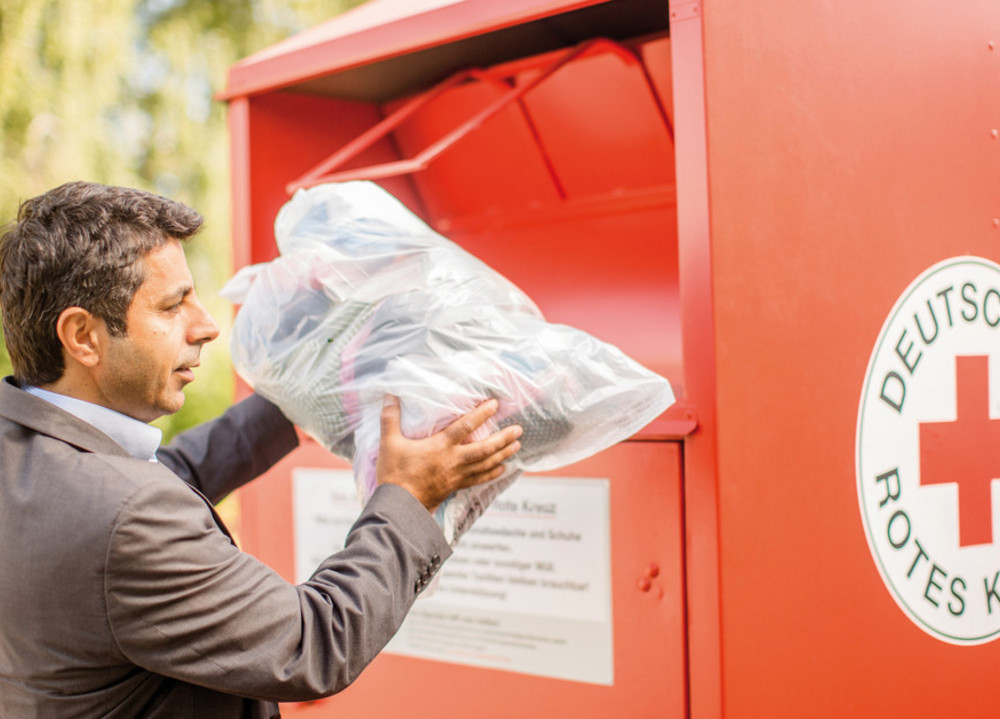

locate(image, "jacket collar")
(0, 377), (238, 545)
(0, 377), (131, 457)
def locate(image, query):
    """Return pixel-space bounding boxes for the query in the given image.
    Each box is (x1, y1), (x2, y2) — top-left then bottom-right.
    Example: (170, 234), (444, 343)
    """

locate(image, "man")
(0, 181), (522, 718)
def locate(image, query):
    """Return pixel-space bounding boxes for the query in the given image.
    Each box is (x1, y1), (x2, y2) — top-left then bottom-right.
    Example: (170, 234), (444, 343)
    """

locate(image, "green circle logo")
(857, 256), (1000, 645)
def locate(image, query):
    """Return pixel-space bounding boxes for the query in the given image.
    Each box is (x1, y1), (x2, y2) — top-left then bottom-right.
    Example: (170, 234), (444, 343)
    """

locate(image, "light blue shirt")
(25, 386), (162, 462)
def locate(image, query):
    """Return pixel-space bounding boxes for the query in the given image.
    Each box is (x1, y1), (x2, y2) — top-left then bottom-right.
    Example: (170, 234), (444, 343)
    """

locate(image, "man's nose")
(189, 295), (221, 345)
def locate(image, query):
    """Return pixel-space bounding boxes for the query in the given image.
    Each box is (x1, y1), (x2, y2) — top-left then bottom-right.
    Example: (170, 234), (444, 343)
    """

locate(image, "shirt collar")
(25, 386), (162, 462)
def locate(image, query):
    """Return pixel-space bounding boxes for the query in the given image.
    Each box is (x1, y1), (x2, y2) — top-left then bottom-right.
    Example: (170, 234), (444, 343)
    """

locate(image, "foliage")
(0, 0), (364, 439)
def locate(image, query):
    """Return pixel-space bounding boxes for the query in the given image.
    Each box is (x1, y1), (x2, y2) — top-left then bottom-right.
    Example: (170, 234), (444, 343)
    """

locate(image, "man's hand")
(376, 395), (523, 511)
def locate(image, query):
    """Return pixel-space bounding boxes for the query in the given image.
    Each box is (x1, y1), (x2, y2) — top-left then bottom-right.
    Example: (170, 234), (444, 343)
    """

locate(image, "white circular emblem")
(857, 256), (1000, 644)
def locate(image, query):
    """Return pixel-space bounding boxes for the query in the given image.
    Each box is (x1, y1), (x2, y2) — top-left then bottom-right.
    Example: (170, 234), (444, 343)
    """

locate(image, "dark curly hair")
(0, 181), (203, 386)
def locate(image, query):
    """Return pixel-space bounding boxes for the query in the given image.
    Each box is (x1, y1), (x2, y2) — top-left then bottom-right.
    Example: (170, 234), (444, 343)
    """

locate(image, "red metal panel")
(383, 77), (563, 219)
(223, 0), (613, 98)
(223, 0), (1000, 716)
(228, 96), (253, 274)
(517, 52), (675, 197)
(640, 37), (675, 139)
(669, 4), (722, 717)
(283, 38), (645, 190)
(448, 215), (681, 391)
(263, 441), (688, 718)
(244, 93), (402, 264)
(699, 1), (1000, 716)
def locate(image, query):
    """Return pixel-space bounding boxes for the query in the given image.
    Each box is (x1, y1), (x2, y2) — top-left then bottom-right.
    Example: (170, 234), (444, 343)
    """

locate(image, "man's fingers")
(379, 395), (402, 439)
(443, 398), (500, 443)
(458, 424), (522, 466)
(377, 397), (523, 510)
(460, 438), (521, 479)
(462, 463), (509, 489)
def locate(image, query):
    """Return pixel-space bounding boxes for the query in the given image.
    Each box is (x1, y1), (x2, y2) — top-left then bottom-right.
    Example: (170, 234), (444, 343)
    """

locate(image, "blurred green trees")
(0, 0), (363, 439)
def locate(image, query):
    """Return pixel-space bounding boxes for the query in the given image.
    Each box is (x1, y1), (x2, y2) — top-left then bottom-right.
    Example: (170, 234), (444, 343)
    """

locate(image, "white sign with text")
(291, 469), (613, 684)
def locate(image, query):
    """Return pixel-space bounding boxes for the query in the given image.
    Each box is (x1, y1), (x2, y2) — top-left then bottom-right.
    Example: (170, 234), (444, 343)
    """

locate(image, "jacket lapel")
(0, 378), (238, 543)
(0, 377), (131, 457)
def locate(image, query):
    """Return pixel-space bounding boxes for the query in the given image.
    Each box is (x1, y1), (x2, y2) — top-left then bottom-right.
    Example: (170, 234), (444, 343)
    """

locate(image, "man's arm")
(106, 398), (522, 701)
(156, 394), (300, 504)
(105, 474), (449, 701)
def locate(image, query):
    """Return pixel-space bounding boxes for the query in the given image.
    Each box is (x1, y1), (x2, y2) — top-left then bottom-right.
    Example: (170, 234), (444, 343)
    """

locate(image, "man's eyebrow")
(162, 285), (194, 305)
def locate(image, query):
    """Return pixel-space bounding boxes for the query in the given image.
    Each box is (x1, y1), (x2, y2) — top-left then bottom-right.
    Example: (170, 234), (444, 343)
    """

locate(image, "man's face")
(95, 239), (219, 422)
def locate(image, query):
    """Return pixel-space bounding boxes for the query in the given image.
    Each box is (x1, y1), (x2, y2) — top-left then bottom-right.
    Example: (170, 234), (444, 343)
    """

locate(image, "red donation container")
(221, 0), (1000, 716)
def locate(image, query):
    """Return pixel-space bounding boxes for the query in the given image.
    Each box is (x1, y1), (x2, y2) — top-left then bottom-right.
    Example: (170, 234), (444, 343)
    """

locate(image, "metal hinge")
(670, 0), (702, 24)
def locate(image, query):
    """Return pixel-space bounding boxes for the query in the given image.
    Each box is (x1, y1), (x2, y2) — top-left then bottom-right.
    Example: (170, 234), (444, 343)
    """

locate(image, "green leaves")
(0, 0), (364, 438)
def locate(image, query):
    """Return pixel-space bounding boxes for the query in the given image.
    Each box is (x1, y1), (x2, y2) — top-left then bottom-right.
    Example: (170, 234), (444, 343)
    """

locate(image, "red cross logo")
(919, 355), (1000, 547)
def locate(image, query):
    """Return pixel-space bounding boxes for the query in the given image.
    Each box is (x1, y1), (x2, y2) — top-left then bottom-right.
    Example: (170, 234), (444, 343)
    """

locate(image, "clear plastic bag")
(222, 182), (674, 545)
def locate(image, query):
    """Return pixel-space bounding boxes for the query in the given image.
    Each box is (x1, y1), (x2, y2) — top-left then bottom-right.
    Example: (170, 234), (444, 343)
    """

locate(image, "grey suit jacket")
(0, 378), (450, 718)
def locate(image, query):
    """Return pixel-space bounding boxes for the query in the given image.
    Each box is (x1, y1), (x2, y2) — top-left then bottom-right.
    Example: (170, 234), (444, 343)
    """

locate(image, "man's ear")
(55, 307), (105, 368)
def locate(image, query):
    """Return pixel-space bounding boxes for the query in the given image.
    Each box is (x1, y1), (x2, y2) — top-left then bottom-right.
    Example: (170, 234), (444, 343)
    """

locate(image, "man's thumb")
(380, 394), (401, 437)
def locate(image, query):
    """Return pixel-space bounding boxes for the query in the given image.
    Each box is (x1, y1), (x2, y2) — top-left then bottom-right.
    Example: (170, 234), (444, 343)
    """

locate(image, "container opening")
(282, 0), (669, 102)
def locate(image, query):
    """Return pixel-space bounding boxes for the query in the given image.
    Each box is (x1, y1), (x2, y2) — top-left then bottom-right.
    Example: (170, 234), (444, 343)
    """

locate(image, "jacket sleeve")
(104, 473), (450, 702)
(156, 394), (300, 504)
